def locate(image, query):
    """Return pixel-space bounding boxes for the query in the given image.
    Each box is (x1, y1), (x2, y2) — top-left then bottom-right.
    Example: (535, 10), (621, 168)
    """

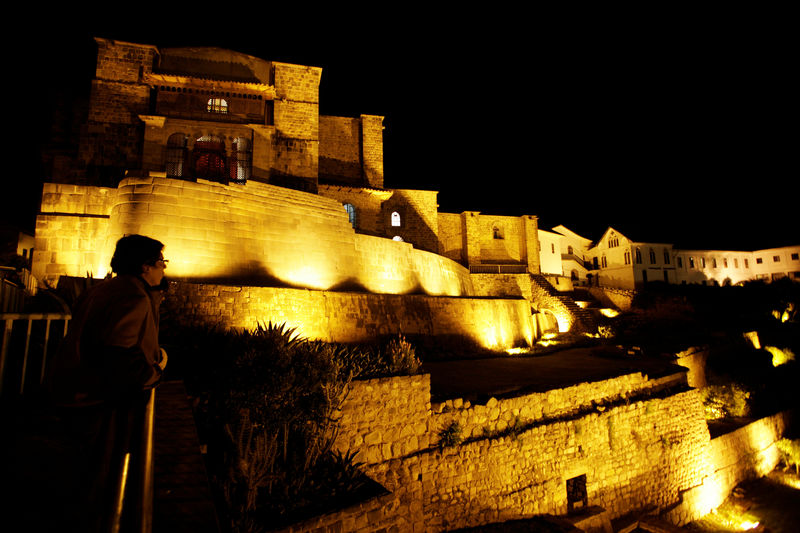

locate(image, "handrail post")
(140, 387), (156, 533)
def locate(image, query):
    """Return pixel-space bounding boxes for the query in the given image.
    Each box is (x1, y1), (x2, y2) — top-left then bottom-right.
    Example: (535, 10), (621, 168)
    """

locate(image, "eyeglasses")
(152, 258), (169, 267)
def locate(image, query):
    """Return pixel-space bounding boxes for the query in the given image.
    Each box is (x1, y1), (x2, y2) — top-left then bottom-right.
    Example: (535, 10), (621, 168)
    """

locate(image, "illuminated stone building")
(34, 38), (583, 347)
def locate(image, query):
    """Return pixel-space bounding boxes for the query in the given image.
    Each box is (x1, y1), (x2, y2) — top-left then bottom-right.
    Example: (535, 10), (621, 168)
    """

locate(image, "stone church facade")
(34, 38), (580, 346)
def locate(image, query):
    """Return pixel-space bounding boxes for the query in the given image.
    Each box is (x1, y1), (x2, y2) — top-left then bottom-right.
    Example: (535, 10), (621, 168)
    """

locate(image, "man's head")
(110, 234), (167, 286)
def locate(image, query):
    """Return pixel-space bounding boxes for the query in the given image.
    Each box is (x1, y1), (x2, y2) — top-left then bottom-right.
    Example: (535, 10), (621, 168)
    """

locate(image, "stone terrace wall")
(33, 176), (473, 298)
(327, 368), (716, 531)
(290, 370), (792, 531)
(167, 282), (534, 349)
(664, 410), (792, 525)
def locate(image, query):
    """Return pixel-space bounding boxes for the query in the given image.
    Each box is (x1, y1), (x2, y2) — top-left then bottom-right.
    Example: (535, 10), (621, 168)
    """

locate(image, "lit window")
(344, 204), (357, 228)
(207, 98), (228, 113)
(166, 133), (188, 178)
(391, 211), (401, 227)
(230, 137), (251, 183)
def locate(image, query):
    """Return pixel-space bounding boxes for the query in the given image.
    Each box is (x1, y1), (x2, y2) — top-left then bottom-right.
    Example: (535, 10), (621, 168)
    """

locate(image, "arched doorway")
(194, 135), (227, 182)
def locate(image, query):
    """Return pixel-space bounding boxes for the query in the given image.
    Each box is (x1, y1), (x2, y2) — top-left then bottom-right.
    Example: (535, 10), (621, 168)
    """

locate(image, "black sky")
(6, 9), (797, 251)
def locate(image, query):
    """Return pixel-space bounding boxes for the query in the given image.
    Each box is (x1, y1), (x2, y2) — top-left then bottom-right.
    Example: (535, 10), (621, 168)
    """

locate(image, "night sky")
(6, 10), (796, 252)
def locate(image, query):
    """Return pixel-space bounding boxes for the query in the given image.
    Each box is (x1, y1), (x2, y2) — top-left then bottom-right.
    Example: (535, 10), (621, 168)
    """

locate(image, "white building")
(552, 225), (799, 290)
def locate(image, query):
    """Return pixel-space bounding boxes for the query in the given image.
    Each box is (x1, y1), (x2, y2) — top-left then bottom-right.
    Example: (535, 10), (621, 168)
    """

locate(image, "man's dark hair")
(110, 234), (164, 275)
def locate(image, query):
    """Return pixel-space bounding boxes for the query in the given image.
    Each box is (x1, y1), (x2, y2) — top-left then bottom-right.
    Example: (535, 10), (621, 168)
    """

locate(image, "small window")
(635, 248), (642, 264)
(756, 258), (763, 264)
(551, 243), (556, 254)
(745, 258), (750, 268)
(701, 258), (706, 268)
(773, 256), (780, 262)
(624, 251), (631, 265)
(677, 257), (683, 268)
(663, 249), (670, 265)
(493, 226), (503, 240)
(230, 137), (251, 183)
(712, 258), (717, 268)
(166, 133), (188, 178)
(207, 98), (228, 113)
(601, 255), (607, 268)
(791, 253), (799, 261)
(344, 204), (357, 228)
(649, 248), (656, 264)
(689, 257), (695, 269)
(391, 211), (401, 227)
(723, 258), (728, 268)
(568, 245), (573, 255)
(734, 258), (739, 268)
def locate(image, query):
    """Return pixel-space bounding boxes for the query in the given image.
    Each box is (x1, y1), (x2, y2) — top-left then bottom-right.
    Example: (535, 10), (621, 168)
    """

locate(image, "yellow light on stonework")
(765, 345), (795, 367)
(743, 331), (761, 350)
(599, 308), (619, 318)
(282, 265), (330, 291)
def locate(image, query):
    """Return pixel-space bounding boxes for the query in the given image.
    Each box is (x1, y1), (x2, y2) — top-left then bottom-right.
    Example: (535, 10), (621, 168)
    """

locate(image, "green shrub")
(385, 334), (421, 375)
(437, 420), (463, 447)
(776, 438), (800, 475)
(701, 383), (751, 420)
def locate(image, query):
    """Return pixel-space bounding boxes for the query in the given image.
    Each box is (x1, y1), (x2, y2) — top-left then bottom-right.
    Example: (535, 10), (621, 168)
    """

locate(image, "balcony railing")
(1, 312), (155, 532)
(469, 264), (529, 274)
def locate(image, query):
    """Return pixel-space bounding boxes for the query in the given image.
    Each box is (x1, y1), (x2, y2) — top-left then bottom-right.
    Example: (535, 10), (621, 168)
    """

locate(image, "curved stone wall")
(36, 176), (473, 297)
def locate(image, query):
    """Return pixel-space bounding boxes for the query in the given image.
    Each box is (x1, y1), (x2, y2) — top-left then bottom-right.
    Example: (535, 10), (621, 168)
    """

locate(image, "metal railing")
(0, 313), (70, 396)
(469, 264), (529, 274)
(1, 312), (155, 533)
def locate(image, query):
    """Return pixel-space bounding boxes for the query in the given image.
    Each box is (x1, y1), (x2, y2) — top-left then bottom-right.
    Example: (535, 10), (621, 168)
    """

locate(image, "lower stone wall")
(663, 410), (792, 525)
(287, 371), (792, 532)
(328, 369), (714, 530)
(166, 281), (535, 350)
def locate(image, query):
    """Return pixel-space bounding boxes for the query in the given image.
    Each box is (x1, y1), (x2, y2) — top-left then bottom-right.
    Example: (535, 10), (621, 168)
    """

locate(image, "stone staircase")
(529, 274), (598, 334)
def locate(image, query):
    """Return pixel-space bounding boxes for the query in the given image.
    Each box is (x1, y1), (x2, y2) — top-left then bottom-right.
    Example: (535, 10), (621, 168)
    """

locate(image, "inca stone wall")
(33, 176), (473, 299)
(165, 282), (534, 349)
(315, 372), (791, 531)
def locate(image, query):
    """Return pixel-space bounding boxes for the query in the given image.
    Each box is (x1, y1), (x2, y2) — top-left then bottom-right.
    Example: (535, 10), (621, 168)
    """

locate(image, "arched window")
(166, 133), (188, 178)
(635, 248), (642, 264)
(230, 137), (252, 183)
(207, 98), (228, 113)
(194, 135), (227, 182)
(343, 204), (357, 228)
(493, 226), (503, 239)
(391, 211), (401, 227)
